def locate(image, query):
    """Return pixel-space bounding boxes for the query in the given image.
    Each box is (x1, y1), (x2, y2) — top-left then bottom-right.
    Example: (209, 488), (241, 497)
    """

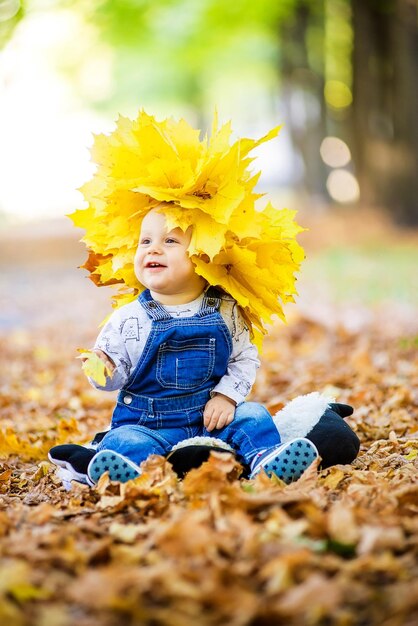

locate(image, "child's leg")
(209, 401), (318, 483)
(96, 425), (174, 464)
(88, 424), (206, 483)
(205, 401), (280, 466)
(88, 424), (181, 484)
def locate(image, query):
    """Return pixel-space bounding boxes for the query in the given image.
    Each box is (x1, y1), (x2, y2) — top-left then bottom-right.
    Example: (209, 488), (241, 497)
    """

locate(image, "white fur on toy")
(273, 392), (333, 443)
(170, 436), (234, 453)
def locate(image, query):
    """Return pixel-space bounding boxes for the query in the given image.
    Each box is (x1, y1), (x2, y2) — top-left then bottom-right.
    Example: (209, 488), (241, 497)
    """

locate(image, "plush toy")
(49, 392), (360, 489)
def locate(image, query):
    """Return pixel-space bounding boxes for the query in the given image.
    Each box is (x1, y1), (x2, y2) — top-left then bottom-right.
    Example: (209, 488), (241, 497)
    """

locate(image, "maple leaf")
(76, 349), (113, 386)
(70, 110), (305, 343)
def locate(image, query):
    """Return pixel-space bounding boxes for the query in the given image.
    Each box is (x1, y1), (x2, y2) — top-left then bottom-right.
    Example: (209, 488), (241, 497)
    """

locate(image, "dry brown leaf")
(327, 501), (360, 545)
(357, 525), (405, 555)
(277, 573), (343, 618)
(26, 502), (57, 524)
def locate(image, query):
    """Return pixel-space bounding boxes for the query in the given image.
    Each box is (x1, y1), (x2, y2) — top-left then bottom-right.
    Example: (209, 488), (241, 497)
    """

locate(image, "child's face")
(134, 208), (205, 303)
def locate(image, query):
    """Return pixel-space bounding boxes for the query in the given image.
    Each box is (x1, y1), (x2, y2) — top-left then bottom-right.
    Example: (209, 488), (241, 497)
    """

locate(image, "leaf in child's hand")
(76, 348), (112, 386)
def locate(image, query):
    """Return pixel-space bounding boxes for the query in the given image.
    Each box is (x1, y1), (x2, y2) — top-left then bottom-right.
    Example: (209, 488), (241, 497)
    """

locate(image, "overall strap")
(196, 286), (222, 317)
(138, 289), (172, 321)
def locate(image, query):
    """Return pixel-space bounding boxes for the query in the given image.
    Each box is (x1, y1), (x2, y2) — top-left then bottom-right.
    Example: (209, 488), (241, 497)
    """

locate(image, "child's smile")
(144, 260), (167, 271)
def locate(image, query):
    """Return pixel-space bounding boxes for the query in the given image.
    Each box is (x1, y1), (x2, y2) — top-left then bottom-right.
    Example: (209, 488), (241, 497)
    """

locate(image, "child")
(83, 205), (318, 485)
(48, 111), (359, 487)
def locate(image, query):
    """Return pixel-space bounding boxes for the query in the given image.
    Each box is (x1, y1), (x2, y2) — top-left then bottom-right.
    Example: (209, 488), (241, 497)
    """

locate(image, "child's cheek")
(133, 251), (142, 283)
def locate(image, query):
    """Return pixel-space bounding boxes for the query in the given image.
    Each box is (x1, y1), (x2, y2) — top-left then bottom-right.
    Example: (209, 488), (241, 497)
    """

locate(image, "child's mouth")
(145, 262), (166, 271)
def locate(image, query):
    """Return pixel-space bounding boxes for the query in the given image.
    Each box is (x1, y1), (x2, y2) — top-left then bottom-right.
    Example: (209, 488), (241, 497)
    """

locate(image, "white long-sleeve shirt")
(92, 290), (260, 406)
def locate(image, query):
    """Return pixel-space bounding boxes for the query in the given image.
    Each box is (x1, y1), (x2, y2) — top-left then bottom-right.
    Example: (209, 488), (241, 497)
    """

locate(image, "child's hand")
(203, 393), (236, 432)
(91, 349), (116, 375)
(77, 348), (115, 386)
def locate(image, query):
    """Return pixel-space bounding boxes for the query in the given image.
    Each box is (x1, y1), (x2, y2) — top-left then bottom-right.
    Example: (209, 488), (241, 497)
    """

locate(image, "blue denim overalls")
(97, 288), (282, 466)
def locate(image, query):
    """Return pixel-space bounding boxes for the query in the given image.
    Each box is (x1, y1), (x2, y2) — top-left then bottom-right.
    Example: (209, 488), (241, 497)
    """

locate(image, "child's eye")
(165, 238), (178, 244)
(140, 238), (151, 245)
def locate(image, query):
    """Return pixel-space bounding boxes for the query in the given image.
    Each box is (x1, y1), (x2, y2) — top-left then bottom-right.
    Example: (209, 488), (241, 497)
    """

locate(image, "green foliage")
(91, 0), (294, 47)
(80, 0), (289, 111)
(304, 244), (418, 306)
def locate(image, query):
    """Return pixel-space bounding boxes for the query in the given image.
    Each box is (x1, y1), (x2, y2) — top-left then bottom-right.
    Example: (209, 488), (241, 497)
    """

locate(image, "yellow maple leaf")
(76, 349), (113, 386)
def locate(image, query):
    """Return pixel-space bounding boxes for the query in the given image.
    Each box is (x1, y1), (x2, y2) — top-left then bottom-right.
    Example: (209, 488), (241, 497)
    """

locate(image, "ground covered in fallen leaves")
(0, 211), (417, 626)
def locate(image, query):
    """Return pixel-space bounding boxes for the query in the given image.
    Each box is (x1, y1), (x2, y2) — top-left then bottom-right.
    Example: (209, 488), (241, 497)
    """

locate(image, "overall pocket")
(156, 337), (216, 389)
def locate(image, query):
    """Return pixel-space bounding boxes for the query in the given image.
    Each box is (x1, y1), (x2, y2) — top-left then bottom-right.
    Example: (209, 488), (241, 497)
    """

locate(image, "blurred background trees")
(0, 0), (417, 224)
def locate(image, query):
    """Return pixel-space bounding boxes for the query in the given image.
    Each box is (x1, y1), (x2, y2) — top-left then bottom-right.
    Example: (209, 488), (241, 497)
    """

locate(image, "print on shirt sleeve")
(98, 335), (118, 357)
(233, 380), (252, 396)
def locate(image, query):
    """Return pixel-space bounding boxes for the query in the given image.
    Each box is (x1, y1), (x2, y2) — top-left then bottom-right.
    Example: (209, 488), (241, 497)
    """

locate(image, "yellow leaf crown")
(71, 110), (305, 347)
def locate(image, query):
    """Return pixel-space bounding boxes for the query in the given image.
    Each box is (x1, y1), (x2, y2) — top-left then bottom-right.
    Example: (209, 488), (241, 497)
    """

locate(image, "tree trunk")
(352, 0), (418, 225)
(279, 1), (328, 202)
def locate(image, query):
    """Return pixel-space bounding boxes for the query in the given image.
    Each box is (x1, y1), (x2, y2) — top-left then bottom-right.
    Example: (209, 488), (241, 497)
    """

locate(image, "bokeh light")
(326, 169), (359, 203)
(320, 136), (351, 168)
(324, 79), (352, 109)
(0, 0), (20, 22)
